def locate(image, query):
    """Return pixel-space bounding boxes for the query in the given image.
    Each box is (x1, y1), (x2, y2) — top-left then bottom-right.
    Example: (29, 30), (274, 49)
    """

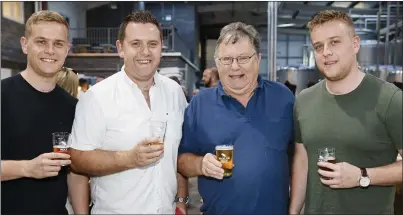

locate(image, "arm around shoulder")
(69, 90), (133, 176)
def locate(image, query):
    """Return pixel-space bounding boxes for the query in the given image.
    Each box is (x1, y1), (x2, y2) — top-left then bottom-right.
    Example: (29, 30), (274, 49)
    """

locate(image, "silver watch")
(175, 196), (189, 204)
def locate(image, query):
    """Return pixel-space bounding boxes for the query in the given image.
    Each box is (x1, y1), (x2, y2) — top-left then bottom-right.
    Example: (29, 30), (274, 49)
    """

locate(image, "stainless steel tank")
(363, 65), (403, 83)
(358, 39), (402, 67)
(277, 65), (324, 95)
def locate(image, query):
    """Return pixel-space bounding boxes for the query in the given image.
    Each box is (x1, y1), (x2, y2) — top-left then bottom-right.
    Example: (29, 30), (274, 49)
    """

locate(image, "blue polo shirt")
(179, 76), (295, 214)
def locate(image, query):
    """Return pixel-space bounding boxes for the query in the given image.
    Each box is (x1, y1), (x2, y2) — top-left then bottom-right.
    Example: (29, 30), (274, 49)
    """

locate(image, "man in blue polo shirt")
(178, 22), (295, 214)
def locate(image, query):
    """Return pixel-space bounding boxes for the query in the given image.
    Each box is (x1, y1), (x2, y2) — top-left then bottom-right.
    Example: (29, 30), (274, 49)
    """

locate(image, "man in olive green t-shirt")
(289, 10), (402, 214)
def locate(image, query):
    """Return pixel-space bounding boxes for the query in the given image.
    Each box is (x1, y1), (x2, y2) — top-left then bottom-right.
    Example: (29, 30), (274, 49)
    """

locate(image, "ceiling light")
(277, 23), (296, 27)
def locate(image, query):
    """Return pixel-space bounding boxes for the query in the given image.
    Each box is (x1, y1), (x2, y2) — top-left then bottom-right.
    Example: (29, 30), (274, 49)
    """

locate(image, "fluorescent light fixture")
(277, 23), (296, 27)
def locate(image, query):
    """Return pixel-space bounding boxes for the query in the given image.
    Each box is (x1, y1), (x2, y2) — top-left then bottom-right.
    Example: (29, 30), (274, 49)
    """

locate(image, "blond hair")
(25, 10), (69, 39)
(56, 67), (79, 98)
(307, 10), (355, 35)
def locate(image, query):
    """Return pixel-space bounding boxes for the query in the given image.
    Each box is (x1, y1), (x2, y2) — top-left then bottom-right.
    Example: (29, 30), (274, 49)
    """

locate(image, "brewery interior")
(2, 1), (402, 96)
(1, 1), (402, 214)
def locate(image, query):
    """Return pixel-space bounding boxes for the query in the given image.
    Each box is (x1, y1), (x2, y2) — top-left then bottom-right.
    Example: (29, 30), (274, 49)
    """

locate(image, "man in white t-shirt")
(69, 11), (189, 214)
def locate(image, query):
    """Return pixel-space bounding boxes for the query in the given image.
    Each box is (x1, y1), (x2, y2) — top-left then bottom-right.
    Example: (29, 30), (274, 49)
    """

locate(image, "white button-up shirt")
(70, 70), (187, 214)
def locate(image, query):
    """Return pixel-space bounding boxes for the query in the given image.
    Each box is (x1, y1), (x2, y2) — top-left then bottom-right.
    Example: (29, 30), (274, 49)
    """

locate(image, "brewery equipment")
(277, 65), (324, 95)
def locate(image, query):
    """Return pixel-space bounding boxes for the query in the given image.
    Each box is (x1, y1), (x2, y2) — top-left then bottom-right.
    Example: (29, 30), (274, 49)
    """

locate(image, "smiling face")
(21, 21), (70, 78)
(117, 22), (162, 82)
(310, 20), (360, 82)
(215, 36), (261, 96)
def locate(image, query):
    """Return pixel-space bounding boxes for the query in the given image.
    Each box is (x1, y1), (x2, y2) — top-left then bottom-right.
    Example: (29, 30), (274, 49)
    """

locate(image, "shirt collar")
(121, 66), (161, 90)
(217, 75), (264, 97)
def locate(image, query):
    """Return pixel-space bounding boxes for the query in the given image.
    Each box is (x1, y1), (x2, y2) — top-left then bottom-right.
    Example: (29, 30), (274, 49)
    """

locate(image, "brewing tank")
(277, 65), (324, 95)
(363, 65), (403, 83)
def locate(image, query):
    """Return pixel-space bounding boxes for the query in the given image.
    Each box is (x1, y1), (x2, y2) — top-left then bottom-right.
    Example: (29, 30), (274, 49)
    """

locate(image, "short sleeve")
(385, 89), (402, 150)
(293, 98), (303, 144)
(70, 90), (106, 151)
(178, 99), (200, 156)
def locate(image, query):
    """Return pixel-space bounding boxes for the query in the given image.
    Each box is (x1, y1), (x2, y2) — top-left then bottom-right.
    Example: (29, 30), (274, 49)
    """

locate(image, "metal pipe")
(394, 2), (400, 69)
(385, 2), (390, 68)
(139, 1), (145, 10)
(267, 2), (278, 81)
(376, 4), (381, 73)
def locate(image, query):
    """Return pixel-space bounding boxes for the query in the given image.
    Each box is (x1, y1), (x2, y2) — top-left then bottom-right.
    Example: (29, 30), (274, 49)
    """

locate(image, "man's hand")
(24, 152), (71, 179)
(317, 161), (361, 189)
(127, 137), (164, 168)
(201, 153), (224, 180)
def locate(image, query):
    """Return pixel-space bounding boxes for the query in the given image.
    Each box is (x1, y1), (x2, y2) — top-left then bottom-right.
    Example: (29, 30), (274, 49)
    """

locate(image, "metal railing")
(68, 26), (195, 63)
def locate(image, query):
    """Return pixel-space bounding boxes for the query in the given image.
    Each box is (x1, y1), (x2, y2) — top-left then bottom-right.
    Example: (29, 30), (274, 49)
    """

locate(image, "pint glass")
(215, 145), (234, 177)
(52, 132), (71, 155)
(52, 132), (71, 166)
(318, 147), (336, 179)
(149, 120), (167, 145)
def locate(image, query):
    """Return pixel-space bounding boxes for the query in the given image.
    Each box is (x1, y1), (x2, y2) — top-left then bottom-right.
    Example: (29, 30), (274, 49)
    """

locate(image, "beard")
(204, 79), (212, 88)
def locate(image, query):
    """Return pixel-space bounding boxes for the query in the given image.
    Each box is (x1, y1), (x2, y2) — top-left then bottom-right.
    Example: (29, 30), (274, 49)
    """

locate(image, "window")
(2, 2), (24, 24)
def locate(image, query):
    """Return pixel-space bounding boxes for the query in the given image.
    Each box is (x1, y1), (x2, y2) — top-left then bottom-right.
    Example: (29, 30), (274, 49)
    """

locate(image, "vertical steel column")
(267, 2), (278, 81)
(376, 3), (382, 73)
(139, 1), (145, 10)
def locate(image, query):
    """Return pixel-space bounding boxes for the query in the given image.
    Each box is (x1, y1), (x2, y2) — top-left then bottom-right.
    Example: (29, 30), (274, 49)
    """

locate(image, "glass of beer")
(52, 132), (71, 166)
(149, 120), (167, 145)
(318, 147), (336, 179)
(215, 145), (234, 177)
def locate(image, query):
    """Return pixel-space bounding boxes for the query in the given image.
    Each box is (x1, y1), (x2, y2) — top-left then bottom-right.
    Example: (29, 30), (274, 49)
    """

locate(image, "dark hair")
(118, 10), (162, 42)
(169, 76), (181, 85)
(79, 78), (88, 86)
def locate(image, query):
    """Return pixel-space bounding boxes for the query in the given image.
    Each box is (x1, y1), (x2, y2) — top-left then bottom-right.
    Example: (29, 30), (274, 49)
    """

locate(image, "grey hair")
(214, 22), (260, 58)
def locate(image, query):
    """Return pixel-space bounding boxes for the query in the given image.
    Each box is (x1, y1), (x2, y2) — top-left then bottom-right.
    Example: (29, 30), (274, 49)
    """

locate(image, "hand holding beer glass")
(200, 144), (234, 180)
(318, 147), (336, 180)
(215, 145), (234, 177)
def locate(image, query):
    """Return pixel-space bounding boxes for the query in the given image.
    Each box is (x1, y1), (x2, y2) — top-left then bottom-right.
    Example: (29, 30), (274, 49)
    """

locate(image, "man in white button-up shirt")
(69, 11), (188, 214)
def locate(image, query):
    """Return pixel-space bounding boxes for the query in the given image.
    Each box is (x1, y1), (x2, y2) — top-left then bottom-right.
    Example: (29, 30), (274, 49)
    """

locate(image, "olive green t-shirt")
(294, 74), (402, 214)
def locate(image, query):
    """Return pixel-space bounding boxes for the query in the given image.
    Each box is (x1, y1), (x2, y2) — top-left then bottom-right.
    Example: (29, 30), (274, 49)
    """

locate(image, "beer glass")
(215, 145), (234, 177)
(318, 147), (336, 179)
(52, 132), (71, 166)
(149, 120), (167, 145)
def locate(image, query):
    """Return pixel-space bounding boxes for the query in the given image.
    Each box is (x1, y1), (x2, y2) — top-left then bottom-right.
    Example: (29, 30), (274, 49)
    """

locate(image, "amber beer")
(318, 147), (336, 180)
(53, 145), (70, 155)
(216, 145), (234, 177)
(150, 140), (164, 145)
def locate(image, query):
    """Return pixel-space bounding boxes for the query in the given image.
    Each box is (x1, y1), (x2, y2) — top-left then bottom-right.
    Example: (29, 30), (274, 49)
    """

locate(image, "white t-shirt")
(70, 70), (187, 214)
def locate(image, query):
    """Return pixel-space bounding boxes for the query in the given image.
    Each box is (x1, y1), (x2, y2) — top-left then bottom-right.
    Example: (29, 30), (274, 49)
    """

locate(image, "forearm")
(1, 160), (28, 181)
(289, 161), (308, 214)
(177, 172), (189, 197)
(176, 172), (189, 212)
(367, 160), (402, 186)
(68, 172), (90, 214)
(70, 149), (132, 177)
(178, 153), (203, 178)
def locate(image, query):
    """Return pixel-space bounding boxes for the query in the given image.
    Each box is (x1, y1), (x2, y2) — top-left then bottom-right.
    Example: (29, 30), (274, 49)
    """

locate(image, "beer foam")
(54, 145), (69, 149)
(215, 145), (233, 150)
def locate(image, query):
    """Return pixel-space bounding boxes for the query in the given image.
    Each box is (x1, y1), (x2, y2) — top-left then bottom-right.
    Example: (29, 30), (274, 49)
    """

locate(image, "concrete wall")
(1, 2), (34, 73)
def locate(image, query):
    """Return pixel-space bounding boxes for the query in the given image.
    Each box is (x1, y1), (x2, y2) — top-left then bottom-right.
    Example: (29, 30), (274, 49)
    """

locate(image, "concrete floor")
(187, 177), (203, 215)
